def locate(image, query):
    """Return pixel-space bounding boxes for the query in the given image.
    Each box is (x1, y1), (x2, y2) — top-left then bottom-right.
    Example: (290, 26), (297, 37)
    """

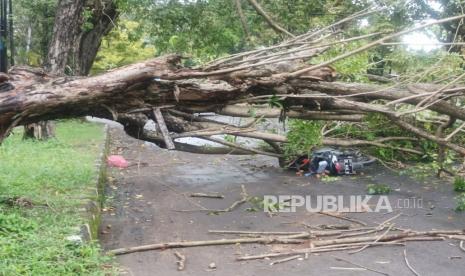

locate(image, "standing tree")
(22, 0), (117, 139)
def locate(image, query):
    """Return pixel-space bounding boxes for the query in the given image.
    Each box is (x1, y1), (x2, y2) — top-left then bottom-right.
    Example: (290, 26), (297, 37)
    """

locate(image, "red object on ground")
(107, 155), (129, 168)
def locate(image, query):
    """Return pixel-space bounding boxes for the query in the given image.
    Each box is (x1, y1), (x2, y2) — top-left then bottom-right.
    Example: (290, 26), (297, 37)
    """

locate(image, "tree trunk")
(2, 11), (464, 160)
(72, 0), (118, 76)
(23, 0), (117, 139)
(44, 0), (86, 75)
(1, 54), (465, 157)
(23, 121), (56, 140)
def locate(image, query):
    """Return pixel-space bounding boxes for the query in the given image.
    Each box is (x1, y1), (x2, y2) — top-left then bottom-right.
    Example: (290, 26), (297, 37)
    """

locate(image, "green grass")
(453, 177), (465, 193)
(455, 193), (465, 212)
(0, 120), (114, 275)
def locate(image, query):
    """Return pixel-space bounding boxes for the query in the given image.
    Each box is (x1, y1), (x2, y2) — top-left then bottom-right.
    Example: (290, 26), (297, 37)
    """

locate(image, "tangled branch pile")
(1, 8), (465, 168)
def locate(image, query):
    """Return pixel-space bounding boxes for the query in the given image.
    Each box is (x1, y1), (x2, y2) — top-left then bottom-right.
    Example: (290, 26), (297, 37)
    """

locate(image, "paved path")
(100, 127), (465, 276)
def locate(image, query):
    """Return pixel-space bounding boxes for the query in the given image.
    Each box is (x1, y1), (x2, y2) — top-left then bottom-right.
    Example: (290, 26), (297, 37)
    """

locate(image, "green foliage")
(399, 162), (438, 181)
(224, 135), (237, 143)
(13, 0), (57, 66)
(321, 175), (341, 183)
(116, 0), (367, 63)
(284, 119), (322, 158)
(249, 196), (285, 213)
(366, 184), (391, 195)
(455, 193), (465, 212)
(386, 50), (465, 83)
(91, 20), (156, 74)
(267, 94), (284, 109)
(82, 7), (95, 31)
(0, 121), (115, 275)
(328, 114), (438, 162)
(454, 177), (465, 193)
(314, 40), (371, 82)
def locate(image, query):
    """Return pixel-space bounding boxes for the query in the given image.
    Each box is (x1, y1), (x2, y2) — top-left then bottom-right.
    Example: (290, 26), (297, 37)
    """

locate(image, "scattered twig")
(174, 251), (186, 271)
(378, 213), (402, 228)
(109, 232), (311, 255)
(208, 230), (304, 235)
(446, 121), (465, 141)
(312, 230), (463, 247)
(330, 267), (366, 271)
(237, 242), (404, 261)
(190, 193), (224, 199)
(349, 226), (394, 254)
(336, 228), (381, 239)
(269, 255), (302, 265)
(333, 256), (390, 276)
(403, 249), (421, 276)
(162, 184), (209, 211)
(176, 185), (248, 213)
(317, 212), (368, 226)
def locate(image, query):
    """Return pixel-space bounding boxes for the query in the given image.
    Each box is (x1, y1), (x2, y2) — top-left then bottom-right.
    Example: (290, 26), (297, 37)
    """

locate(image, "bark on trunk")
(1, 54), (465, 157)
(24, 0), (117, 139)
(44, 0), (86, 74)
(72, 0), (118, 75)
(2, 8), (464, 162)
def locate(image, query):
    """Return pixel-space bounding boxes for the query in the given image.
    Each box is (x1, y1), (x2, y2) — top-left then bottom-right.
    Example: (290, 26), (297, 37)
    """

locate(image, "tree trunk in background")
(44, 0), (85, 75)
(23, 121), (56, 140)
(73, 0), (118, 76)
(23, 0), (117, 139)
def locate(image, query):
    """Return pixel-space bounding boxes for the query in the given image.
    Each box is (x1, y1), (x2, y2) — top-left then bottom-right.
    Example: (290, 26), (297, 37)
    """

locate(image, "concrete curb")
(74, 124), (110, 242)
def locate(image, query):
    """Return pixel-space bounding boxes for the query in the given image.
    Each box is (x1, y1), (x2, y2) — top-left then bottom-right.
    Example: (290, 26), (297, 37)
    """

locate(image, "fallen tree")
(1, 10), (465, 166)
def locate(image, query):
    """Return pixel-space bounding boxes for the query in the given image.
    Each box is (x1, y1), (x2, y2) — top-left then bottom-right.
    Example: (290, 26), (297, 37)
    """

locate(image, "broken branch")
(108, 232), (310, 255)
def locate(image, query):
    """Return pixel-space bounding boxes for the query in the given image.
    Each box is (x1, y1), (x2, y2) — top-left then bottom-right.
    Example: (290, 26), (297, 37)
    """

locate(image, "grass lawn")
(0, 120), (113, 275)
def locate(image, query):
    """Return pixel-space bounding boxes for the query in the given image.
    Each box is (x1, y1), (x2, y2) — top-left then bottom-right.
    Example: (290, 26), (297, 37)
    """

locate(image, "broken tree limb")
(176, 185), (249, 213)
(312, 230), (464, 247)
(200, 137), (283, 158)
(236, 242), (405, 261)
(153, 108), (175, 150)
(1, 12), (465, 161)
(190, 193), (225, 199)
(208, 230), (305, 235)
(236, 237), (445, 261)
(108, 232), (311, 255)
(348, 225), (393, 254)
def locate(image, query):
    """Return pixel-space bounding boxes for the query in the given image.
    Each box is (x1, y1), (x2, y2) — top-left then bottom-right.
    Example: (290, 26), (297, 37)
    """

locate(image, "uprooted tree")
(1, 8), (465, 174)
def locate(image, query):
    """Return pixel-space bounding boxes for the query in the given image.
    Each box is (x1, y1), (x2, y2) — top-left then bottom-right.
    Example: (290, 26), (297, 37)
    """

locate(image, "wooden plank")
(153, 108), (175, 150)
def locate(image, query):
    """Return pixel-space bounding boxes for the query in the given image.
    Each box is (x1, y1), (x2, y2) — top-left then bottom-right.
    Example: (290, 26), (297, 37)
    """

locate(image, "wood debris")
(174, 251), (186, 271)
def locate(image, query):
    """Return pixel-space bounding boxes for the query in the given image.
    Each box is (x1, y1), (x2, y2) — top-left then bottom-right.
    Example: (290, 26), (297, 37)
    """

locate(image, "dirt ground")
(100, 126), (465, 276)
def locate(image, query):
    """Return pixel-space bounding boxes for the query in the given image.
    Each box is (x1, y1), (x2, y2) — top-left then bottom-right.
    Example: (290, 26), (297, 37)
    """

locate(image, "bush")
(366, 184), (391, 195)
(453, 177), (465, 192)
(284, 119), (322, 159)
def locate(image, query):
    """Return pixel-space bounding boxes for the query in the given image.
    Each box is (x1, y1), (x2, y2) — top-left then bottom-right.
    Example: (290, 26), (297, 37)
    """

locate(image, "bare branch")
(246, 0), (294, 37)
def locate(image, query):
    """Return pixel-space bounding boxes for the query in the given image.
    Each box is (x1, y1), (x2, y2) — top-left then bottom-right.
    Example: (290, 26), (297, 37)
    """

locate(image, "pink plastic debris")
(107, 155), (129, 168)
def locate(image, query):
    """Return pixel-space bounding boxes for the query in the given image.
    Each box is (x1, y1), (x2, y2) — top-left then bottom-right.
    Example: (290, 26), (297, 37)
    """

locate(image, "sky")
(402, 0), (443, 52)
